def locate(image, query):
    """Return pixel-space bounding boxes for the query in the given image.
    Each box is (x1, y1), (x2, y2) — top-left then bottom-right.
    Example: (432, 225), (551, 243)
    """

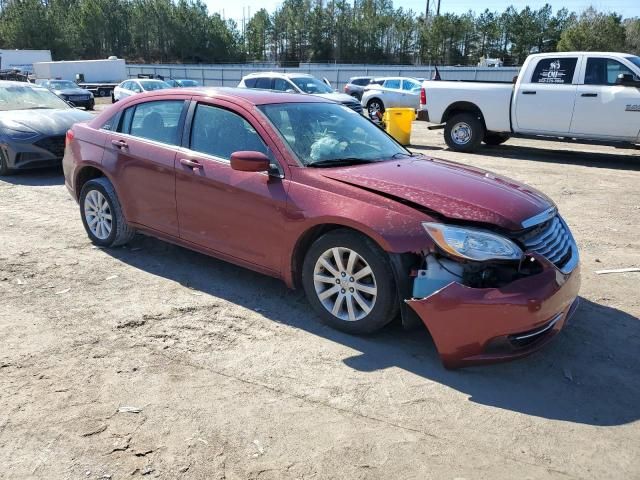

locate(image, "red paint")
(65, 87), (580, 368)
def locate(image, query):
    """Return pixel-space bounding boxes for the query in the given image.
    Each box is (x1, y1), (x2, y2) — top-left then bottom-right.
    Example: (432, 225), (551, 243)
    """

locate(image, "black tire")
(86, 103), (95, 111)
(0, 151), (11, 176)
(79, 177), (135, 247)
(483, 132), (510, 146)
(444, 112), (484, 152)
(97, 88), (107, 97)
(111, 93), (116, 103)
(302, 229), (399, 335)
(367, 98), (385, 116)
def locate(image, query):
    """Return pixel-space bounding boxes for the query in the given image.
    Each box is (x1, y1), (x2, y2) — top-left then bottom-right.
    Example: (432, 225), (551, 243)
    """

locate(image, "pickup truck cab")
(418, 52), (640, 152)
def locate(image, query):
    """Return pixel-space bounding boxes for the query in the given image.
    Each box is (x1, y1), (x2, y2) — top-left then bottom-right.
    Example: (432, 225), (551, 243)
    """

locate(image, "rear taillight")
(344, 85), (348, 92)
(65, 129), (74, 147)
(420, 88), (426, 105)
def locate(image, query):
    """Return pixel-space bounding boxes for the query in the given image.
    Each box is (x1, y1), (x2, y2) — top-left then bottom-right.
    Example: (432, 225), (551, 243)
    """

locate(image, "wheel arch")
(442, 101), (486, 129)
(74, 165), (107, 200)
(289, 222), (392, 290)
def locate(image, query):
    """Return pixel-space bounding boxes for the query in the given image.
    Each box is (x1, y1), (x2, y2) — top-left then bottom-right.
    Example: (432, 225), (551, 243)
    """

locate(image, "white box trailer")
(0, 49), (52, 73)
(33, 58), (127, 97)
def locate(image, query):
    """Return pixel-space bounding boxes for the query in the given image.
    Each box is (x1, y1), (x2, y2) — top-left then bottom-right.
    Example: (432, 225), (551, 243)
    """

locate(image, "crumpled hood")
(319, 158), (555, 231)
(313, 92), (359, 103)
(0, 109), (93, 137)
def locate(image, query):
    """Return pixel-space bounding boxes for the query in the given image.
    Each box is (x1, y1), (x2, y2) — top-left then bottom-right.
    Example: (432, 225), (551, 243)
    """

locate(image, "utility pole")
(436, 0), (441, 16)
(425, 0), (430, 21)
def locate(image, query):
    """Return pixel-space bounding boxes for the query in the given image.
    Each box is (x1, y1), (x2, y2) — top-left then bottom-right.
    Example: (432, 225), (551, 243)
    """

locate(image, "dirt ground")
(1, 118), (639, 479)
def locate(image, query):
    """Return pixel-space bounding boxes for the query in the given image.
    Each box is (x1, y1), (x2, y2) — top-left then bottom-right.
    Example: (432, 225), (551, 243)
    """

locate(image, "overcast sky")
(210, 0), (640, 24)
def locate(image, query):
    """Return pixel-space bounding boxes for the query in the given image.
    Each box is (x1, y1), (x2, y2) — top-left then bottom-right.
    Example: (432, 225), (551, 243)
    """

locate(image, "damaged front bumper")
(406, 254), (581, 369)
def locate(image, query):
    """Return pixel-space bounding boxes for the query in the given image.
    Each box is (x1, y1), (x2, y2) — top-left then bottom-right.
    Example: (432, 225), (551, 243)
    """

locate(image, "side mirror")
(615, 73), (640, 87)
(230, 151), (270, 172)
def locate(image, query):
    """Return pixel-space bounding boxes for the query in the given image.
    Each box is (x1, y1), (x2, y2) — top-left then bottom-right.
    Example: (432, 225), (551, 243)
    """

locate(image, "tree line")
(0, 0), (639, 66)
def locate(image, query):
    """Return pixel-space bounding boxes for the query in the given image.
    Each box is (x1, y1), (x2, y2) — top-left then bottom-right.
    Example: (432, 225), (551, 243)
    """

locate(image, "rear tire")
(302, 229), (398, 335)
(444, 113), (484, 152)
(79, 177), (135, 247)
(483, 133), (510, 146)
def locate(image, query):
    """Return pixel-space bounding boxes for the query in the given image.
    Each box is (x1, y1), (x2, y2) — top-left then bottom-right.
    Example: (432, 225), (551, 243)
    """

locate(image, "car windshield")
(140, 80), (171, 91)
(0, 85), (70, 111)
(290, 77), (333, 94)
(260, 102), (408, 166)
(178, 80), (199, 87)
(625, 56), (640, 70)
(49, 80), (78, 89)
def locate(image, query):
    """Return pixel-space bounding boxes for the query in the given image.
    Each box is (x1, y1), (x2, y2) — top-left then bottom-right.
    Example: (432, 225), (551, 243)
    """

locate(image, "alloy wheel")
(313, 247), (377, 322)
(84, 190), (113, 240)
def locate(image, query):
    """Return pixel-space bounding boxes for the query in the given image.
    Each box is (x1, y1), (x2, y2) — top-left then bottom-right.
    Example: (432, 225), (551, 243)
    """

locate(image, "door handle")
(179, 158), (203, 169)
(581, 93), (598, 97)
(111, 139), (128, 149)
(522, 91), (537, 95)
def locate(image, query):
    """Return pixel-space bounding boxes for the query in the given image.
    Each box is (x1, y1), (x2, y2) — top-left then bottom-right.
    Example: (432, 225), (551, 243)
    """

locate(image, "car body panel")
(407, 256), (580, 368)
(361, 77), (422, 112)
(315, 157), (554, 231)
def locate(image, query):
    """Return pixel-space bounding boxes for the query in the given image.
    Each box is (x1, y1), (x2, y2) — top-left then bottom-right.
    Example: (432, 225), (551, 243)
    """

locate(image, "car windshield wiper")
(306, 158), (380, 168)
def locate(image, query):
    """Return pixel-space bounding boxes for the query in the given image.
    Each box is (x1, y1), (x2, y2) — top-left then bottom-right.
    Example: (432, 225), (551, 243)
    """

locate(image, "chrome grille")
(34, 136), (66, 159)
(518, 215), (573, 269)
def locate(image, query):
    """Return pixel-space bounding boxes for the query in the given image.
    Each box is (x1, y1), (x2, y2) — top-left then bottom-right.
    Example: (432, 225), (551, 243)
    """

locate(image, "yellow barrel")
(383, 108), (415, 146)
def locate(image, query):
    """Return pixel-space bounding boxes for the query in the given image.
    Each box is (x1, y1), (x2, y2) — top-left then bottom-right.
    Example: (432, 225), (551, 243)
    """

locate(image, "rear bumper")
(406, 255), (581, 369)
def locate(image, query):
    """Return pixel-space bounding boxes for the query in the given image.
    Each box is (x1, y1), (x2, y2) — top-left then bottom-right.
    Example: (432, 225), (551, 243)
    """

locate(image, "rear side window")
(190, 104), (269, 161)
(352, 78), (370, 86)
(584, 58), (637, 85)
(255, 77), (272, 89)
(402, 80), (420, 91)
(383, 79), (401, 89)
(531, 58), (578, 84)
(244, 78), (257, 88)
(119, 100), (184, 145)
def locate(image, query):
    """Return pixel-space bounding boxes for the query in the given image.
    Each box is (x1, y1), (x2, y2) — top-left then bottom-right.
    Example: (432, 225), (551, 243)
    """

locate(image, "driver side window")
(189, 104), (270, 161)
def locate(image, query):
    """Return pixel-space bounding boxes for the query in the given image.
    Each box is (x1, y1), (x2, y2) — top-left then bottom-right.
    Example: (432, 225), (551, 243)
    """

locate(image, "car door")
(570, 56), (640, 140)
(102, 98), (188, 237)
(513, 56), (580, 134)
(175, 99), (290, 274)
(381, 79), (402, 106)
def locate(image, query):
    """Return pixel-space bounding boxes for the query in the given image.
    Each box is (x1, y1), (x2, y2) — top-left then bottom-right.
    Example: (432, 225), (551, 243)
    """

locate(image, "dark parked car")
(63, 87), (580, 368)
(0, 81), (93, 175)
(343, 76), (374, 100)
(165, 79), (200, 88)
(36, 79), (95, 110)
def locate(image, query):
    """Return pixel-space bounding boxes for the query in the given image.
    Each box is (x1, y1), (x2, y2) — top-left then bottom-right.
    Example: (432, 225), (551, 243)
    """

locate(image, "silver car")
(0, 81), (93, 175)
(112, 79), (171, 102)
(361, 77), (422, 116)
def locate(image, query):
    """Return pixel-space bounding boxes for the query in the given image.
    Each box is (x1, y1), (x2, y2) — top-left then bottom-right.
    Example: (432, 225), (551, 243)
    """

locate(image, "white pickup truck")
(417, 52), (640, 152)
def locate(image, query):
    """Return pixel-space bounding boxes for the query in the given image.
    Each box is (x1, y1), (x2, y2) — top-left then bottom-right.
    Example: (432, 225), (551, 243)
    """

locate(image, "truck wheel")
(484, 133), (510, 146)
(97, 88), (107, 97)
(444, 113), (484, 152)
(302, 229), (398, 335)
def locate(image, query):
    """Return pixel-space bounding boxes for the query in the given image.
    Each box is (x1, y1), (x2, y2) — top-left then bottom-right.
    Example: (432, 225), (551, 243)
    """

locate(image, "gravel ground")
(0, 118), (639, 479)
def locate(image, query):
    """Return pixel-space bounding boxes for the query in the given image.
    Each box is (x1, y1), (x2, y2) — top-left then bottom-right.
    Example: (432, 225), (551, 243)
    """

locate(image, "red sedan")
(63, 88), (580, 368)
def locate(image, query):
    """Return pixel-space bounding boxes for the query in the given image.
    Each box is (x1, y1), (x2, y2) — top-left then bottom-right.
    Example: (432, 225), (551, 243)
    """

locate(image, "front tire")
(444, 113), (484, 152)
(0, 151), (11, 176)
(302, 229), (398, 335)
(79, 177), (135, 247)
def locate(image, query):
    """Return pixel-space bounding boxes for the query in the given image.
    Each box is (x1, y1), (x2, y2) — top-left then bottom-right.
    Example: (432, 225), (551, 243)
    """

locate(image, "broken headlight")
(423, 222), (523, 262)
